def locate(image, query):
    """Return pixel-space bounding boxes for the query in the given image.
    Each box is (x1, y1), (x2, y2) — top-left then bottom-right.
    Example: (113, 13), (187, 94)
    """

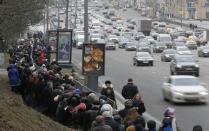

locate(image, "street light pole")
(74, 0), (78, 29)
(46, 0), (49, 32)
(84, 0), (99, 91)
(57, 0), (60, 29)
(181, 0), (183, 27)
(65, 0), (69, 29)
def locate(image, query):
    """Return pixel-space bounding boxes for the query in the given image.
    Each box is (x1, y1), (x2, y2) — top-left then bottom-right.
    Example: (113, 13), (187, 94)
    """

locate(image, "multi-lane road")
(71, 8), (209, 131)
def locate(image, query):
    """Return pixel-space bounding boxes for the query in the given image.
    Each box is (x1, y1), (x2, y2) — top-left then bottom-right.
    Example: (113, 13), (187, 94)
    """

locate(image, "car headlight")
(165, 54), (170, 57)
(199, 92), (208, 95)
(176, 64), (182, 68)
(173, 91), (184, 96)
(204, 51), (208, 53)
(195, 64), (199, 68)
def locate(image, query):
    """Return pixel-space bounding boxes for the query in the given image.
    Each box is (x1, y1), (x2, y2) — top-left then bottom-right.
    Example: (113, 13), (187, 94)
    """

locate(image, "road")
(71, 8), (209, 131)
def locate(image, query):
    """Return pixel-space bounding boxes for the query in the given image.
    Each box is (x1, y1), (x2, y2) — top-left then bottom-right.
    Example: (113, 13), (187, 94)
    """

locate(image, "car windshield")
(164, 49), (176, 54)
(173, 78), (199, 86)
(176, 56), (195, 62)
(177, 47), (189, 51)
(160, 37), (171, 42)
(137, 53), (150, 57)
(203, 46), (209, 50)
(175, 42), (185, 46)
(156, 43), (166, 46)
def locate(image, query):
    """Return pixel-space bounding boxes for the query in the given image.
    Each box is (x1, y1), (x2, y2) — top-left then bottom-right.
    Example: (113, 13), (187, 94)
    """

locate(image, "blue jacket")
(8, 64), (20, 86)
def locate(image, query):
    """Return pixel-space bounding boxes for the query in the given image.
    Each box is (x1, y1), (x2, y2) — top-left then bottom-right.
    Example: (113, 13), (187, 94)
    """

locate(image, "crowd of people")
(7, 37), (204, 131)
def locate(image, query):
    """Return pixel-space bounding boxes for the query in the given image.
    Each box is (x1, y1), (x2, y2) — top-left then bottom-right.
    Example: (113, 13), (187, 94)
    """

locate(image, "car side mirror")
(164, 82), (170, 86)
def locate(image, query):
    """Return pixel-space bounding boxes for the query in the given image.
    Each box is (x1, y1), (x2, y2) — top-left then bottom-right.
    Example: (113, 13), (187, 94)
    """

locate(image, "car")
(108, 35), (119, 43)
(134, 32), (145, 41)
(119, 37), (130, 48)
(198, 46), (209, 57)
(170, 55), (199, 76)
(105, 41), (116, 50)
(126, 23), (135, 29)
(76, 35), (84, 49)
(136, 42), (152, 53)
(153, 42), (167, 53)
(125, 42), (137, 51)
(186, 40), (197, 50)
(176, 46), (192, 55)
(172, 39), (186, 49)
(90, 34), (102, 42)
(162, 75), (208, 104)
(156, 34), (172, 48)
(133, 52), (154, 66)
(145, 36), (155, 45)
(161, 49), (177, 62)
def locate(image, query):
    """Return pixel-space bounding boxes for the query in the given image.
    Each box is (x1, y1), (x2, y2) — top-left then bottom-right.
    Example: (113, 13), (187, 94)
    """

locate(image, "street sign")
(56, 29), (73, 66)
(82, 43), (105, 76)
(0, 53), (5, 66)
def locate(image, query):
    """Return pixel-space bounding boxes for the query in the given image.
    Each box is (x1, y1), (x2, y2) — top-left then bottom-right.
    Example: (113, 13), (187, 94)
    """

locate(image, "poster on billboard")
(82, 43), (105, 76)
(56, 29), (72, 65)
(47, 30), (57, 52)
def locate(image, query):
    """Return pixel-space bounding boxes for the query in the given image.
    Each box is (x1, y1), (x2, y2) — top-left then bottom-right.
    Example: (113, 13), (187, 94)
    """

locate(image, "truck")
(199, 30), (209, 46)
(137, 20), (152, 36)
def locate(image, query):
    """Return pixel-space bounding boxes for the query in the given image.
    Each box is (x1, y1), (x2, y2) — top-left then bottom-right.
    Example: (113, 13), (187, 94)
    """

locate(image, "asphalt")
(45, 5), (209, 130)
(71, 9), (209, 131)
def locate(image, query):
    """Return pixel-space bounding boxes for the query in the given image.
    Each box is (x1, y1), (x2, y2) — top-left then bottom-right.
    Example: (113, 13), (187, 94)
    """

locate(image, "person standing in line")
(122, 78), (139, 99)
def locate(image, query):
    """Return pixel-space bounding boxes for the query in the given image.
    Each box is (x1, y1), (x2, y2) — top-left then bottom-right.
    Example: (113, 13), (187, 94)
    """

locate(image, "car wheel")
(171, 70), (174, 75)
(195, 72), (199, 77)
(150, 62), (153, 66)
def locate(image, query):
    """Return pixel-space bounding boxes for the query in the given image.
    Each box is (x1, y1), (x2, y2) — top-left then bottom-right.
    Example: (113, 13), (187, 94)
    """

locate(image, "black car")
(136, 42), (152, 54)
(161, 49), (177, 62)
(170, 55), (199, 76)
(198, 46), (209, 57)
(133, 52), (154, 66)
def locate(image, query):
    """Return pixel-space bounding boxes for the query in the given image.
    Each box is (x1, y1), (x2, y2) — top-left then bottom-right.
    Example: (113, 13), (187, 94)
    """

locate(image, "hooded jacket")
(8, 64), (20, 86)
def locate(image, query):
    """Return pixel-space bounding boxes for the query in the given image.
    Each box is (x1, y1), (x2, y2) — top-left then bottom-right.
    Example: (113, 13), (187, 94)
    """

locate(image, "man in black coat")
(121, 78), (139, 99)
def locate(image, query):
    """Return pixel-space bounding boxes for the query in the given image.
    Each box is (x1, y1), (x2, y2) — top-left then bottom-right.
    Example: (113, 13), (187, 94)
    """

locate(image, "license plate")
(143, 61), (148, 63)
(185, 98), (198, 101)
(186, 68), (192, 70)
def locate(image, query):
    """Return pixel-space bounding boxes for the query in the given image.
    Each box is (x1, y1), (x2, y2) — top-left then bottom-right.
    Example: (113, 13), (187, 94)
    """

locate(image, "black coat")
(122, 83), (139, 99)
(105, 117), (120, 131)
(132, 100), (146, 115)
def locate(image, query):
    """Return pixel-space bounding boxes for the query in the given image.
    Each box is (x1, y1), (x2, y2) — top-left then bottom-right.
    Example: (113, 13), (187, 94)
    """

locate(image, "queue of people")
(6, 37), (204, 131)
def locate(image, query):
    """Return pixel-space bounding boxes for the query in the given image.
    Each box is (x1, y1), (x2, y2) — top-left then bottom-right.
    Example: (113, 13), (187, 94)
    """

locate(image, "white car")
(176, 46), (192, 55)
(162, 75), (208, 104)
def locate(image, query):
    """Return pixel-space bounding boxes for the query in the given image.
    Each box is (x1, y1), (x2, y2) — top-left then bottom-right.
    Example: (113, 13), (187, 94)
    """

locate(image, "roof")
(170, 75), (196, 79)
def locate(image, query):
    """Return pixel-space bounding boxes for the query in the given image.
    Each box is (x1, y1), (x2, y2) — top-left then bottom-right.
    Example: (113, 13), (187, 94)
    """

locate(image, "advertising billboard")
(56, 29), (72, 65)
(47, 30), (57, 52)
(82, 43), (105, 76)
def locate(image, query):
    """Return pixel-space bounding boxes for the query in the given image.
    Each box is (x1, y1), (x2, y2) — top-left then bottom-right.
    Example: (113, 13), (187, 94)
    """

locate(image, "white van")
(157, 34), (172, 48)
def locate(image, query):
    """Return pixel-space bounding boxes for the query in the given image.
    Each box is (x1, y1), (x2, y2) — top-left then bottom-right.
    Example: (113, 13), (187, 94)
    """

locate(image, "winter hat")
(135, 124), (144, 131)
(87, 93), (97, 102)
(164, 107), (175, 118)
(193, 125), (203, 131)
(100, 104), (113, 114)
(134, 116), (146, 128)
(162, 117), (172, 126)
(73, 88), (81, 95)
(79, 102), (86, 111)
(147, 120), (156, 129)
(126, 125), (136, 131)
(95, 115), (105, 124)
(102, 111), (112, 118)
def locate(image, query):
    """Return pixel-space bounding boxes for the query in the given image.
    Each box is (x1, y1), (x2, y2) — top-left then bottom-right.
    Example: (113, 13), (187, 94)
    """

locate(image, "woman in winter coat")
(101, 80), (116, 108)
(132, 93), (146, 115)
(8, 64), (20, 92)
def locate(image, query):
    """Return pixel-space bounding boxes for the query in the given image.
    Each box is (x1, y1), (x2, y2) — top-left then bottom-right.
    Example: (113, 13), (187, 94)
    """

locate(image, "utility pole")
(57, 0), (60, 29)
(74, 0), (78, 29)
(84, 0), (98, 91)
(69, 0), (72, 28)
(181, 0), (183, 27)
(65, 0), (69, 29)
(46, 0), (49, 32)
(44, 8), (46, 33)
